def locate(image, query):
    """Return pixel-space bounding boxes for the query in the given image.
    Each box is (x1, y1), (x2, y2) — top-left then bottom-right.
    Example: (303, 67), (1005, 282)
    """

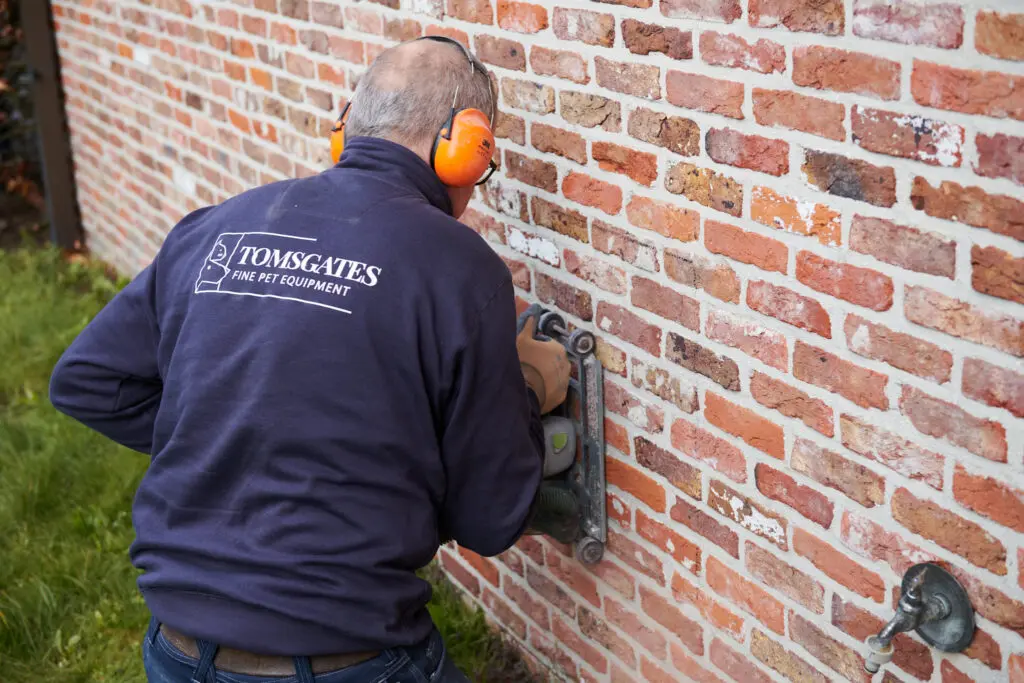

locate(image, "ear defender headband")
(329, 36), (498, 188)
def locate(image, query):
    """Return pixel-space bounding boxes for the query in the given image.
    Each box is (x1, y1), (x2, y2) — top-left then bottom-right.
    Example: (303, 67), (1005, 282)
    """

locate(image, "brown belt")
(158, 625), (380, 677)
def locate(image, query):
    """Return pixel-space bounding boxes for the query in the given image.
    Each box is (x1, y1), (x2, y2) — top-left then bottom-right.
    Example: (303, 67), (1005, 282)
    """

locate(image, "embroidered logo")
(194, 232), (382, 314)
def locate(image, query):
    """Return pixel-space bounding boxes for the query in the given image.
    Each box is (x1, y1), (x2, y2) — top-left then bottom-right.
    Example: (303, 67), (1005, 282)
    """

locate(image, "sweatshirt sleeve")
(48, 261), (163, 454)
(438, 276), (545, 557)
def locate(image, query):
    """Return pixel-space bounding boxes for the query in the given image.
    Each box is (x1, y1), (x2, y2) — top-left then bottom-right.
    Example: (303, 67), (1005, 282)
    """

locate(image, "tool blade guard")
(518, 304), (606, 565)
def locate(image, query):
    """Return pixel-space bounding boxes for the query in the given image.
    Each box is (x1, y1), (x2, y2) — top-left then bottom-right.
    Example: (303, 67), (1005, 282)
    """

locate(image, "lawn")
(0, 244), (537, 682)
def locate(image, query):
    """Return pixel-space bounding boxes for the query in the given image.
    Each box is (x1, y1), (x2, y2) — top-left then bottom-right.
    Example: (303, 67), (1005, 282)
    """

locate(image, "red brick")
(849, 215), (955, 278)
(565, 251), (626, 295)
(639, 658), (676, 683)
(497, 0), (548, 33)
(976, 133), (1024, 186)
(912, 61), (1024, 121)
(672, 572), (745, 638)
(951, 568), (1024, 636)
(505, 150), (556, 192)
(749, 0), (843, 34)
(622, 20), (692, 60)
(446, 0), (493, 24)
(747, 280), (832, 338)
(751, 186), (841, 247)
(474, 34), (525, 71)
(597, 338), (628, 379)
(794, 46), (900, 100)
(709, 481), (788, 549)
(706, 309), (788, 371)
(441, 551), (481, 595)
(384, 18), (423, 42)
(803, 150), (897, 208)
(705, 392), (784, 459)
(793, 437), (884, 508)
(579, 607), (637, 669)
(605, 457), (666, 513)
(595, 57), (660, 99)
(941, 661), (975, 683)
(916, 175), (1024, 240)
(517, 536), (545, 565)
(672, 418), (746, 483)
(560, 91), (620, 131)
(481, 588), (526, 640)
(628, 108), (700, 157)
(973, 245), (1023, 305)
(905, 285), (1023, 357)
(665, 162), (743, 218)
(793, 612), (872, 681)
(636, 510), (701, 572)
(328, 37), (364, 64)
(657, 0), (740, 22)
(563, 172), (623, 216)
(752, 372), (834, 437)
(588, 556), (636, 600)
(424, 25), (470, 46)
(457, 546), (500, 586)
(832, 593), (935, 681)
(962, 357), (1024, 419)
(705, 221), (787, 275)
(531, 197), (587, 242)
(794, 341), (889, 410)
(710, 638), (773, 683)
(605, 380), (664, 432)
(501, 78), (555, 114)
(530, 629), (578, 680)
(553, 8), (614, 47)
(893, 487), (1007, 575)
(529, 46), (588, 84)
(635, 436), (701, 500)
(607, 491), (632, 527)
(640, 585), (704, 655)
(852, 106), (964, 167)
(753, 88), (846, 141)
(531, 123), (586, 164)
(700, 31), (784, 73)
(345, 6), (383, 33)
(666, 333), (741, 390)
(546, 550), (601, 607)
(751, 630), (829, 683)
(797, 251), (893, 311)
(631, 359), (699, 414)
(965, 625), (1004, 672)
(671, 496), (739, 558)
(626, 196), (699, 243)
(608, 529), (665, 584)
(706, 128), (789, 176)
(840, 414), (943, 490)
(845, 314), (952, 383)
(756, 463), (834, 528)
(592, 142), (658, 186)
(976, 11), (1024, 62)
(854, 0), (964, 48)
(631, 277), (700, 331)
(536, 272), (593, 322)
(795, 527), (886, 601)
(1013, 654), (1024, 681)
(553, 613), (609, 674)
(902, 385), (1008, 463)
(840, 512), (935, 580)
(597, 302), (662, 357)
(593, 221), (659, 273)
(746, 543), (823, 612)
(526, 562), (576, 616)
(666, 72), (743, 119)
(671, 645), (723, 683)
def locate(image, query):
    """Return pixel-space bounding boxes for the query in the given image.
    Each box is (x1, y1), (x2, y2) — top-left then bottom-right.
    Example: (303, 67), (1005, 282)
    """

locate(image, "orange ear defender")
(329, 36), (498, 188)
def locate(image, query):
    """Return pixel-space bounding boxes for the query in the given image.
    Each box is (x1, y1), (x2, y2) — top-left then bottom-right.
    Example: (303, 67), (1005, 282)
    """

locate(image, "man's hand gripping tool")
(518, 305), (607, 565)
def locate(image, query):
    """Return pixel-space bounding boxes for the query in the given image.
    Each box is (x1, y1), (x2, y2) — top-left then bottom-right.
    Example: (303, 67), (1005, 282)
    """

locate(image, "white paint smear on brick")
(506, 228), (559, 266)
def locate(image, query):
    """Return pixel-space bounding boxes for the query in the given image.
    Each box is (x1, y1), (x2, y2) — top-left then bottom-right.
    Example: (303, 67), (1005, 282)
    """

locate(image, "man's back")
(50, 137), (545, 655)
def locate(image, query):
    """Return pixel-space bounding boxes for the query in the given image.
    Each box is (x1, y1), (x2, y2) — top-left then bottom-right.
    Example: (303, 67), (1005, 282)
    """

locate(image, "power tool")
(518, 304), (606, 565)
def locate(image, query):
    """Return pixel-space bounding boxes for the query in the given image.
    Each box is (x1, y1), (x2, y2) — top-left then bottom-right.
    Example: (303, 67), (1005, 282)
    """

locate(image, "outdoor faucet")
(864, 563), (975, 674)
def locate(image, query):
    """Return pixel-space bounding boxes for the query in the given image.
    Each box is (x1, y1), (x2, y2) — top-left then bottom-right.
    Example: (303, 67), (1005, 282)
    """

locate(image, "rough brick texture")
(54, 1), (1024, 681)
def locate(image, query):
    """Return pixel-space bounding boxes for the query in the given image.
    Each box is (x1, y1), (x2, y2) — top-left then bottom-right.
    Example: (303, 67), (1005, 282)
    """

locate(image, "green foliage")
(0, 246), (537, 682)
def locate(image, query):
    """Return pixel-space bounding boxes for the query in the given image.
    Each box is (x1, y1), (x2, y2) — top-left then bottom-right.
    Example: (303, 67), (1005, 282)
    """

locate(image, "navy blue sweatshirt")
(48, 136), (545, 655)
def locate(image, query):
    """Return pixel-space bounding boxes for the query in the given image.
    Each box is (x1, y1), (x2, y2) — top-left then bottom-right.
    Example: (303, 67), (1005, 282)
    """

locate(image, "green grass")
(0, 245), (537, 682)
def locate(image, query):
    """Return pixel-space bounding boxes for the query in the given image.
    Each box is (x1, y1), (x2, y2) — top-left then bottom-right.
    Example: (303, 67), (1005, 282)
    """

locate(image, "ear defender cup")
(329, 102), (351, 165)
(431, 108), (495, 188)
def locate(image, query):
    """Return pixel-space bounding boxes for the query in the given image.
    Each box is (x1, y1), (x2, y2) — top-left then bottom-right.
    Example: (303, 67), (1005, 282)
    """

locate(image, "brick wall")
(51, 0), (1024, 681)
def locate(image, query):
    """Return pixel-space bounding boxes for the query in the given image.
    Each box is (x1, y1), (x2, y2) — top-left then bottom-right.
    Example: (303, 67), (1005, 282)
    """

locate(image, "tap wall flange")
(903, 563), (975, 653)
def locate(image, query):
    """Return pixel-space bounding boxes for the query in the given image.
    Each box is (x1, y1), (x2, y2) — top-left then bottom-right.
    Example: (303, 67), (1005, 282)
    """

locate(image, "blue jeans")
(142, 618), (471, 683)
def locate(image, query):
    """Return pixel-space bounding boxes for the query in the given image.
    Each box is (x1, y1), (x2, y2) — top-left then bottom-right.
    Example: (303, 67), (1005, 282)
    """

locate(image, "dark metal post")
(21, 0), (82, 251)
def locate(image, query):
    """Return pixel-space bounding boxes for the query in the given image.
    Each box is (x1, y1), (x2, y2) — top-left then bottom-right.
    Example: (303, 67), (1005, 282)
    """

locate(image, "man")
(49, 37), (570, 683)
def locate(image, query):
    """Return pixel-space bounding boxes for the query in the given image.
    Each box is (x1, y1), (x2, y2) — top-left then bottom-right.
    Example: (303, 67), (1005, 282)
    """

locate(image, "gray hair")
(345, 38), (495, 150)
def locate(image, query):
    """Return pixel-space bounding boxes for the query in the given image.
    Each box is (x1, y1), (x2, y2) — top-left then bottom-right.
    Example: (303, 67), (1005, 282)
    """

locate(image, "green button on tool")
(552, 432), (568, 452)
